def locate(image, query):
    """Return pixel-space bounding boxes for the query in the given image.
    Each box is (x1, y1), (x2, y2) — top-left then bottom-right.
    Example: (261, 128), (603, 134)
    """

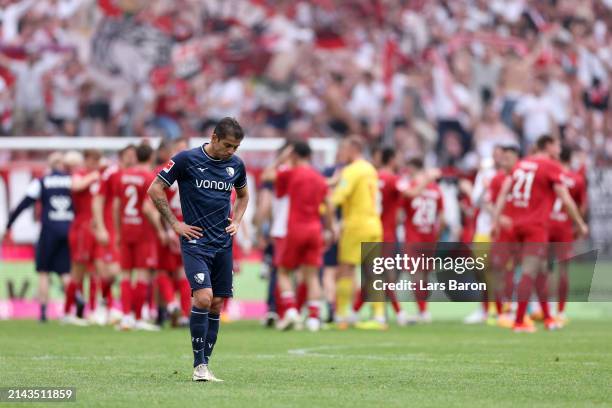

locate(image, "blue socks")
(204, 313), (220, 364)
(190, 307), (209, 367)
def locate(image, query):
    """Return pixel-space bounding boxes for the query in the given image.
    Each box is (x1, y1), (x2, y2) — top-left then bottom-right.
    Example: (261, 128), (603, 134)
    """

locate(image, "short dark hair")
(560, 144), (573, 163)
(406, 157), (424, 169)
(214, 117), (244, 141)
(136, 143), (153, 163)
(293, 141), (312, 159)
(381, 147), (396, 166)
(119, 144), (136, 159)
(83, 149), (102, 160)
(277, 140), (293, 156)
(500, 144), (520, 156)
(536, 135), (555, 151)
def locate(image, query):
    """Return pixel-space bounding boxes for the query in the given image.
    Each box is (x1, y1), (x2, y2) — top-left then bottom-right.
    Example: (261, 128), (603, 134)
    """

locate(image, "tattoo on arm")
(152, 196), (177, 226)
(151, 179), (178, 226)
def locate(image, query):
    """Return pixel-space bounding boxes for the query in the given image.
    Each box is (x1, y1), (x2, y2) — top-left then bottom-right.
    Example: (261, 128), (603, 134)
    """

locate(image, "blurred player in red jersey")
(258, 142), (293, 326)
(548, 145), (587, 327)
(351, 147), (407, 325)
(397, 158), (444, 324)
(272, 141), (336, 332)
(487, 144), (520, 328)
(153, 138), (191, 327)
(91, 144), (137, 325)
(493, 135), (588, 333)
(114, 143), (166, 331)
(458, 178), (476, 244)
(63, 149), (101, 325)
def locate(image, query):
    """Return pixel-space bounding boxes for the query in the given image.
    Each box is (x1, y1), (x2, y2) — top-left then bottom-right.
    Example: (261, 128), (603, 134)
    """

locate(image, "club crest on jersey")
(195, 273), (205, 284)
(163, 160), (175, 173)
(226, 167), (235, 177)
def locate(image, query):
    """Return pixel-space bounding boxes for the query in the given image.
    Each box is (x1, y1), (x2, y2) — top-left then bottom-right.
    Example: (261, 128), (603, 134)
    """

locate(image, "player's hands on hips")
(225, 218), (239, 236)
(172, 221), (203, 240)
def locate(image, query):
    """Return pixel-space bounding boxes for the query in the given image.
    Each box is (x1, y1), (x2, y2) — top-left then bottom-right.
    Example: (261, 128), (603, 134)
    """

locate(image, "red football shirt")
(276, 165), (328, 228)
(96, 165), (120, 233)
(489, 170), (511, 216)
(550, 169), (587, 228)
(378, 169), (400, 242)
(114, 167), (156, 242)
(506, 155), (563, 227)
(72, 169), (97, 227)
(402, 181), (444, 239)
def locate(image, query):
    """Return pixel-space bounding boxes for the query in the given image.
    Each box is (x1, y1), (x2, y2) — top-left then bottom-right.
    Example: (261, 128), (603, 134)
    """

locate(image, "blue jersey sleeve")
(235, 159), (247, 190)
(157, 151), (187, 186)
(6, 196), (36, 230)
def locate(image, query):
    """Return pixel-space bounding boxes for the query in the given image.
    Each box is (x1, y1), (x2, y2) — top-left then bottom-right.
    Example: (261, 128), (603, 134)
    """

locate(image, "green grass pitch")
(1, 319), (612, 407)
(2, 261), (612, 407)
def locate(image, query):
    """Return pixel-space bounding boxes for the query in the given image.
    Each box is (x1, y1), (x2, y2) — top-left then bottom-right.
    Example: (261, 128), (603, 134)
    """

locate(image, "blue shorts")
(323, 242), (338, 267)
(181, 244), (233, 298)
(35, 229), (70, 275)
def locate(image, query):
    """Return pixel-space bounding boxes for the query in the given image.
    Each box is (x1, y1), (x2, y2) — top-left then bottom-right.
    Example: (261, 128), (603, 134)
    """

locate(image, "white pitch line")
(287, 343), (433, 362)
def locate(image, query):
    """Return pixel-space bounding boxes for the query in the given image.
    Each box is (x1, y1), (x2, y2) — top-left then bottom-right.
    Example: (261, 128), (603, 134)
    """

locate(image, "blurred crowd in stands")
(0, 0), (611, 166)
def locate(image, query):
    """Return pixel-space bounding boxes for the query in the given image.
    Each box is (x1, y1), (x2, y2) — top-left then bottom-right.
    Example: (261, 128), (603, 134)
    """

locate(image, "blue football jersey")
(157, 144), (247, 250)
(26, 170), (74, 236)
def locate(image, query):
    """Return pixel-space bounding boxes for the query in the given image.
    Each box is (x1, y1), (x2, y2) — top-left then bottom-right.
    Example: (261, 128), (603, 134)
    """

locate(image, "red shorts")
(506, 223), (549, 257)
(94, 230), (119, 264)
(69, 223), (96, 264)
(549, 223), (574, 260)
(494, 225), (515, 243)
(279, 225), (323, 269)
(120, 239), (158, 270)
(490, 223), (515, 266)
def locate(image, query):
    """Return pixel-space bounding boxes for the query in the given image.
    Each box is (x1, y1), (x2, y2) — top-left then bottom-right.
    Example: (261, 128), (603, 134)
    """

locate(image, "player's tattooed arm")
(148, 179), (173, 220)
(148, 178), (178, 226)
(148, 178), (202, 240)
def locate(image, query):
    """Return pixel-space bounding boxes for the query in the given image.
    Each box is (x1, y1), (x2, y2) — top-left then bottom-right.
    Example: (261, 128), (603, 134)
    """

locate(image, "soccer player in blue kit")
(148, 117), (249, 382)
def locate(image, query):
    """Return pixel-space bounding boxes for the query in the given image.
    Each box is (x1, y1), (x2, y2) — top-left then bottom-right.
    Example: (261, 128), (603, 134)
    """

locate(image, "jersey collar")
(201, 144), (223, 162)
